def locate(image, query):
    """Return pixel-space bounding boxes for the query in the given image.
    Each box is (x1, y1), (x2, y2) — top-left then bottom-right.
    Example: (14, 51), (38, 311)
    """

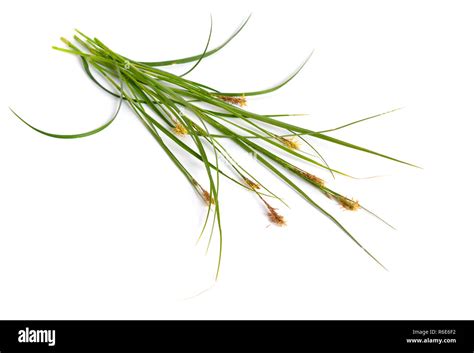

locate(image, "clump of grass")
(10, 16), (418, 279)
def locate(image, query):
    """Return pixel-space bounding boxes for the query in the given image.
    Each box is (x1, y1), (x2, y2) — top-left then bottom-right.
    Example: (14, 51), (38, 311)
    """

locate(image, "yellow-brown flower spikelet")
(262, 200), (286, 226)
(172, 122), (188, 136)
(202, 190), (215, 205)
(337, 196), (360, 211)
(299, 170), (325, 187)
(243, 177), (260, 190)
(280, 137), (301, 150)
(218, 95), (247, 107)
(267, 205), (286, 226)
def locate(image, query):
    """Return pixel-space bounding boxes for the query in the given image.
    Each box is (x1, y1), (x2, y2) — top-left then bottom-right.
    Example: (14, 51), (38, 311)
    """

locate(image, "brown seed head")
(267, 206), (286, 226)
(298, 169), (325, 187)
(202, 190), (215, 205)
(218, 95), (247, 107)
(337, 196), (360, 211)
(263, 200), (286, 226)
(243, 177), (260, 190)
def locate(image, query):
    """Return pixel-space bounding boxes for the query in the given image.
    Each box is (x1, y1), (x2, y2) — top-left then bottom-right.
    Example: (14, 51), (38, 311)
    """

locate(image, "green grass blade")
(180, 16), (213, 77)
(9, 61), (123, 139)
(316, 108), (402, 134)
(140, 15), (251, 66)
(215, 51), (313, 97)
(245, 114), (420, 168)
(249, 147), (388, 270)
(10, 107), (119, 139)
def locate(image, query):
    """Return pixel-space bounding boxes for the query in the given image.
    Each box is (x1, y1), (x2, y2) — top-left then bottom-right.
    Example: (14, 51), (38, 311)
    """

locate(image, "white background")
(0, 0), (473, 319)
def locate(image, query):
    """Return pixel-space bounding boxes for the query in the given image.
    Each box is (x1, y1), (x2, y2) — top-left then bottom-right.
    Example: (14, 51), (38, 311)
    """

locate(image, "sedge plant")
(10, 17), (418, 279)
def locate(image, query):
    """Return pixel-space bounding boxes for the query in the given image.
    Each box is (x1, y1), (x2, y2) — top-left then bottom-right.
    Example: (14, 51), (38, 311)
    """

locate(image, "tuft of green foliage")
(10, 16), (418, 278)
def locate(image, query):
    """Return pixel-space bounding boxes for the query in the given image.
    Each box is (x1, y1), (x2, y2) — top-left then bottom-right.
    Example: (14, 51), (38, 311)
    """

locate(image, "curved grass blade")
(9, 62), (123, 139)
(140, 15), (252, 66)
(291, 130), (335, 179)
(10, 106), (118, 139)
(215, 51), (313, 97)
(180, 16), (213, 77)
(187, 120), (223, 279)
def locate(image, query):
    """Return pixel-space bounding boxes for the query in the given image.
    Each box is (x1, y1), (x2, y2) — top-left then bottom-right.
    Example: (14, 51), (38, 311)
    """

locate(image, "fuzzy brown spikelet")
(218, 94), (247, 107)
(262, 200), (286, 226)
(267, 205), (286, 226)
(299, 169), (325, 187)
